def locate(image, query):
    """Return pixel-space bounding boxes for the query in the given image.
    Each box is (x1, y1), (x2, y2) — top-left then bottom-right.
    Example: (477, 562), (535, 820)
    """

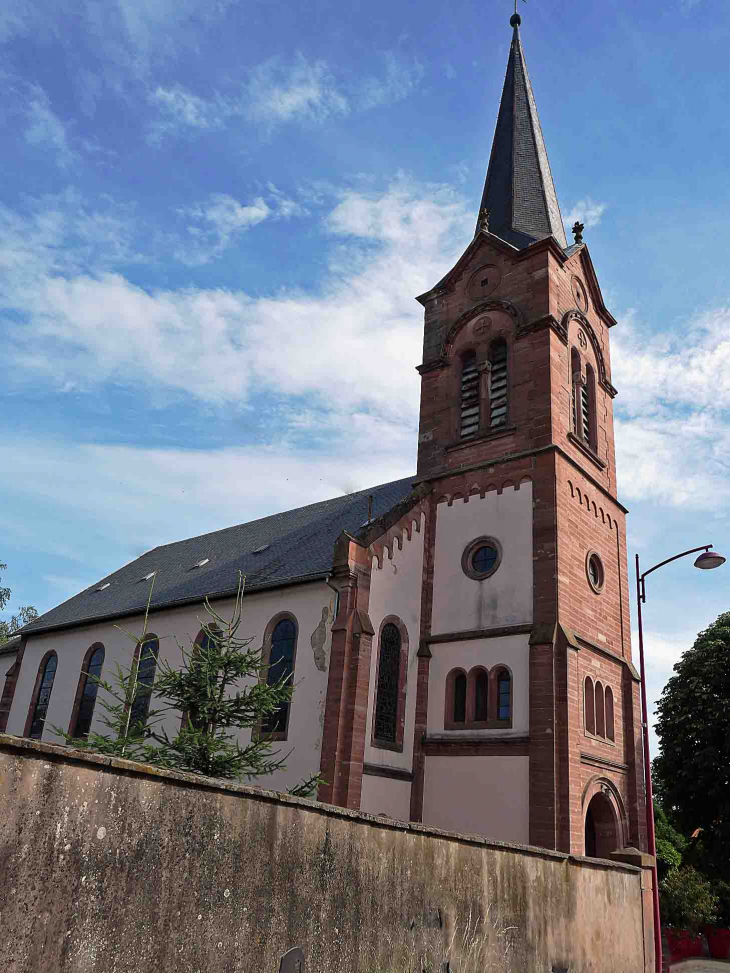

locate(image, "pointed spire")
(477, 14), (567, 250)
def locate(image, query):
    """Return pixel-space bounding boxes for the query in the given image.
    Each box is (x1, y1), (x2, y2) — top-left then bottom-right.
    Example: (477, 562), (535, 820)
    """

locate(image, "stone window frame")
(444, 664), (513, 730)
(461, 536), (503, 581)
(68, 641), (105, 739)
(584, 675), (615, 743)
(586, 550), (605, 594)
(258, 612), (299, 743)
(24, 649), (59, 740)
(371, 615), (409, 753)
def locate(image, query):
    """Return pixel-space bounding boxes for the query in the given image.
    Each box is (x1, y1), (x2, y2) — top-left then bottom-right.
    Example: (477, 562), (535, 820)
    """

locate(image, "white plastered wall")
(422, 755), (529, 843)
(6, 580), (334, 794)
(359, 512), (425, 820)
(426, 634), (529, 735)
(431, 483), (533, 636)
(360, 774), (411, 822)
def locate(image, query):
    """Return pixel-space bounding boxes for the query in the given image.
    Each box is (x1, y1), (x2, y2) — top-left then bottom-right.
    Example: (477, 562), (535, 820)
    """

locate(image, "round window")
(462, 537), (502, 580)
(586, 552), (604, 593)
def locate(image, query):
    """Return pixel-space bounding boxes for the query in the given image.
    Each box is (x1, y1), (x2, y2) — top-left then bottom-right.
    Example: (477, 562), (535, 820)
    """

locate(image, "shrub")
(660, 867), (719, 932)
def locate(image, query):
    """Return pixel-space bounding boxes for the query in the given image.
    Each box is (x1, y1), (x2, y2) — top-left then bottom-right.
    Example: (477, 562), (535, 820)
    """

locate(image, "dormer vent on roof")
(191, 558), (210, 569)
(139, 572), (156, 582)
(96, 583), (111, 592)
(252, 545), (270, 554)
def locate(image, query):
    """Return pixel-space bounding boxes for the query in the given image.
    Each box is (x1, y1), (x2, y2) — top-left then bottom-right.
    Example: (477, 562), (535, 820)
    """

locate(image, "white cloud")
(564, 197), (606, 230)
(176, 193), (272, 265)
(1, 178), (470, 422)
(245, 54), (349, 128)
(357, 55), (424, 110)
(148, 85), (226, 142)
(25, 88), (76, 168)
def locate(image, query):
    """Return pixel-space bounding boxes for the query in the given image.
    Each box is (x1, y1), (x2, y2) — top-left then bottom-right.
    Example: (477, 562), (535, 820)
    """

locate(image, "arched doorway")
(585, 791), (620, 858)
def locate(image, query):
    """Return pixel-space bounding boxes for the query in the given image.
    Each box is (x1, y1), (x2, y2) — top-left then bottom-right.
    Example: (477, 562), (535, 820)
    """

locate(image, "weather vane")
(514, 0), (527, 15)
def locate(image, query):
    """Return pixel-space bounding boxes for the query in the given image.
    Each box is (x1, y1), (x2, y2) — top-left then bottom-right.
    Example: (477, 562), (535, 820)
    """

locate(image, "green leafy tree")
(655, 801), (687, 879)
(659, 867), (718, 932)
(0, 562), (38, 644)
(653, 612), (730, 883)
(57, 574), (322, 795)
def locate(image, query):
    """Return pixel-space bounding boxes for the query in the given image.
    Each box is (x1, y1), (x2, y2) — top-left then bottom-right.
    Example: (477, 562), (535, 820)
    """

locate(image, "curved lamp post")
(636, 544), (726, 973)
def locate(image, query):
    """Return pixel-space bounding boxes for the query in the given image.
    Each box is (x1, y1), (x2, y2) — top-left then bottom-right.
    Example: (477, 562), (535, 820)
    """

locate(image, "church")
(0, 13), (646, 859)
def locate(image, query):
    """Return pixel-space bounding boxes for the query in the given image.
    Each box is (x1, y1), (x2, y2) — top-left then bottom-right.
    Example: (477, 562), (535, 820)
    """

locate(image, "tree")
(655, 801), (687, 880)
(659, 867), (718, 932)
(653, 612), (730, 882)
(0, 562), (38, 644)
(56, 574), (321, 795)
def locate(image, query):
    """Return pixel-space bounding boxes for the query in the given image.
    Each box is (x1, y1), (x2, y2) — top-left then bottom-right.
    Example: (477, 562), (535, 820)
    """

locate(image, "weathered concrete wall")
(0, 734), (648, 973)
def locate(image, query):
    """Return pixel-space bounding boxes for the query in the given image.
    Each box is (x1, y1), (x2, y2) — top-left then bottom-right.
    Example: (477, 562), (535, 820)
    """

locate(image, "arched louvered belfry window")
(605, 686), (615, 742)
(488, 338), (508, 429)
(571, 347), (582, 437)
(262, 617), (297, 736)
(373, 622), (402, 743)
(26, 652), (58, 740)
(70, 644), (105, 738)
(584, 676), (596, 734)
(128, 635), (159, 733)
(460, 351), (480, 439)
(474, 669), (489, 722)
(584, 364), (597, 449)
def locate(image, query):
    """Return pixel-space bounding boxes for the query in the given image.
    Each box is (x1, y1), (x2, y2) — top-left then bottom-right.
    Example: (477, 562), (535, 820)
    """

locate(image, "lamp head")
(694, 550), (727, 570)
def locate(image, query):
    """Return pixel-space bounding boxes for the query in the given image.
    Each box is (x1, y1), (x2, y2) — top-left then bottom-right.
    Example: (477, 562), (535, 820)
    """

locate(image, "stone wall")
(0, 733), (650, 973)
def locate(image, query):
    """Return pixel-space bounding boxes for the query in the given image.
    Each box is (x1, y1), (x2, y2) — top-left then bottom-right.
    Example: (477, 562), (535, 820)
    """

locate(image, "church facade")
(0, 15), (646, 858)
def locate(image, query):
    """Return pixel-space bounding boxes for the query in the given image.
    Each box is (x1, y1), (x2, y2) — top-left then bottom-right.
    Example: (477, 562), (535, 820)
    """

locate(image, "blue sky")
(2, 0), (730, 753)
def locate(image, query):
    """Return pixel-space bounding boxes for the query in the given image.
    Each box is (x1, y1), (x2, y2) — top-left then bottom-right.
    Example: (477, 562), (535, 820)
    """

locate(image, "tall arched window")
(70, 643), (105, 739)
(453, 671), (467, 723)
(595, 680), (606, 737)
(183, 627), (222, 731)
(26, 652), (58, 740)
(474, 669), (489, 722)
(373, 622), (402, 743)
(605, 686), (615, 742)
(128, 635), (159, 733)
(496, 668), (511, 721)
(584, 676), (596, 734)
(488, 339), (508, 428)
(460, 351), (480, 439)
(262, 618), (297, 736)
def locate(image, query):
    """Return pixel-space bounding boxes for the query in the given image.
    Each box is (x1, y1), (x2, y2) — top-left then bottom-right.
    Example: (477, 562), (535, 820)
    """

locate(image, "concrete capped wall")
(6, 580), (334, 793)
(431, 485), (533, 636)
(0, 734), (650, 973)
(422, 754), (530, 843)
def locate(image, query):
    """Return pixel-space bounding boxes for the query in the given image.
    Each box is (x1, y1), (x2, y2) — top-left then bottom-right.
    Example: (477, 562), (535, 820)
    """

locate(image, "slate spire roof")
(477, 13), (568, 250)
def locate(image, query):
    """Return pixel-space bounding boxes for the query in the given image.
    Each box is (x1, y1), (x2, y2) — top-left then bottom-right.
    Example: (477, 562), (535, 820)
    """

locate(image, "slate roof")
(478, 16), (568, 251)
(20, 476), (417, 637)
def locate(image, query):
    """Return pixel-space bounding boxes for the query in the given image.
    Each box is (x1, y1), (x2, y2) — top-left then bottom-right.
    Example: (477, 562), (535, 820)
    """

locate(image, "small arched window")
(453, 672), (467, 723)
(474, 670), (489, 722)
(70, 644), (105, 739)
(595, 680), (606, 738)
(373, 622), (402, 743)
(128, 635), (159, 733)
(262, 618), (297, 736)
(584, 676), (596, 734)
(460, 351), (480, 439)
(496, 669), (511, 721)
(605, 686), (615, 742)
(488, 339), (508, 429)
(27, 652), (58, 740)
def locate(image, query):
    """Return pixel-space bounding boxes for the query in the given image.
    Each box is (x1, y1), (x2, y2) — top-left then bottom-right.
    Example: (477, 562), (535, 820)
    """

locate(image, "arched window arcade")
(444, 665), (513, 729)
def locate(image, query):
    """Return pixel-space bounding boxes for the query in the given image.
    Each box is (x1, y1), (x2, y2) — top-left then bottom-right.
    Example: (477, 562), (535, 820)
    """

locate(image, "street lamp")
(636, 544), (726, 973)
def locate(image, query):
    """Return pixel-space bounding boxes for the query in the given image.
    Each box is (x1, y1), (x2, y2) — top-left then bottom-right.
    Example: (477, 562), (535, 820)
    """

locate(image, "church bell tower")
(411, 13), (647, 857)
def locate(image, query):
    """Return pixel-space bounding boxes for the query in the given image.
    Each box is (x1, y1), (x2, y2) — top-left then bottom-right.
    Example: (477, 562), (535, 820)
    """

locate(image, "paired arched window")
(460, 351), (480, 439)
(128, 635), (159, 733)
(445, 665), (512, 729)
(373, 622), (404, 745)
(26, 652), (58, 740)
(488, 339), (508, 428)
(262, 617), (297, 736)
(69, 643), (105, 739)
(584, 676), (615, 741)
(571, 347), (597, 450)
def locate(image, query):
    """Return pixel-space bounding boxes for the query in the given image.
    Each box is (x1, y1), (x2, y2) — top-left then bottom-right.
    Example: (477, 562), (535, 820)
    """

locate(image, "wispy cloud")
(148, 84), (226, 143)
(24, 87), (76, 168)
(245, 53), (349, 127)
(176, 193), (271, 265)
(357, 54), (424, 110)
(564, 197), (606, 230)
